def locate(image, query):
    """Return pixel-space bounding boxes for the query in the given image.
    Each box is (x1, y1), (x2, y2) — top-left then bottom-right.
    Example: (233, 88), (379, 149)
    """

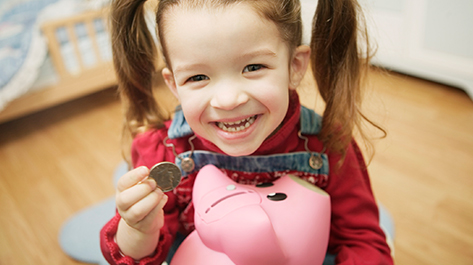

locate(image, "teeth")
(217, 116), (256, 132)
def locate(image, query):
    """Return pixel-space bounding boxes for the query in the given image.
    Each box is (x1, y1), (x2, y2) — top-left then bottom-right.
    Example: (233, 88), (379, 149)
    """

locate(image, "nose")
(210, 81), (249, 110)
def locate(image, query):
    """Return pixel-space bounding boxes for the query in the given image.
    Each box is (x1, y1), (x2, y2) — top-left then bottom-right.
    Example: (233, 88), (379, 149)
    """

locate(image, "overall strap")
(168, 107), (194, 139)
(300, 105), (322, 135)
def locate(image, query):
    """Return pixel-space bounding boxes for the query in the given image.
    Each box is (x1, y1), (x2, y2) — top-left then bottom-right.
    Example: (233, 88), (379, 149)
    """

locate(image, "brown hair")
(111, 0), (166, 162)
(110, 0), (384, 163)
(310, 0), (385, 159)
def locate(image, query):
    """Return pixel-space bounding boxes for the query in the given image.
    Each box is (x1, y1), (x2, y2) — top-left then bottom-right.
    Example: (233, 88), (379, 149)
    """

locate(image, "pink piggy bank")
(170, 164), (331, 265)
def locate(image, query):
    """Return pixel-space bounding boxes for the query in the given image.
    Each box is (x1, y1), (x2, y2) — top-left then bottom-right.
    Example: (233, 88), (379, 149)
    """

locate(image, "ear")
(289, 45), (311, 90)
(162, 67), (179, 99)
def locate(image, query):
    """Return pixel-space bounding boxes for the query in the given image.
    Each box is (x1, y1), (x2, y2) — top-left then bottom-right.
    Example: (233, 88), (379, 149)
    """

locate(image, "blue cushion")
(58, 161), (127, 264)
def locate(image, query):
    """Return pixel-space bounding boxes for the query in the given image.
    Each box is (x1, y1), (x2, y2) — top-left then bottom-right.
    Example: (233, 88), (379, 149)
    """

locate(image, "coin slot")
(205, 192), (247, 214)
(256, 182), (274, 188)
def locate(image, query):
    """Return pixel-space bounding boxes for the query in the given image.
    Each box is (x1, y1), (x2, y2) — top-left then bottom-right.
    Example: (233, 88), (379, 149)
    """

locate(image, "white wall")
(301, 0), (473, 99)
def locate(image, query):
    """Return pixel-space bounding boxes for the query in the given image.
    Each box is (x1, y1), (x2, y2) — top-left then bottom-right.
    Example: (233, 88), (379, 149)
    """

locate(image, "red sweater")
(100, 94), (393, 265)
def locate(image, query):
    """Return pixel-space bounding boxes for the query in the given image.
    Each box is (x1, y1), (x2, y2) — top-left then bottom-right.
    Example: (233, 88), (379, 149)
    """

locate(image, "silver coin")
(149, 162), (182, 192)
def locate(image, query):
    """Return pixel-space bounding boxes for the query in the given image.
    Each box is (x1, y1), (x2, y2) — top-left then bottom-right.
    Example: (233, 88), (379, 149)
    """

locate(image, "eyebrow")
(173, 49), (278, 73)
(237, 49), (277, 61)
(174, 63), (208, 73)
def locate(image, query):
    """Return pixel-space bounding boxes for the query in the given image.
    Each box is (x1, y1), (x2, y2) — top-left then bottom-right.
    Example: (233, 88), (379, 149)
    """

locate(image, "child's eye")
(243, 64), (264, 73)
(187, 75), (209, 82)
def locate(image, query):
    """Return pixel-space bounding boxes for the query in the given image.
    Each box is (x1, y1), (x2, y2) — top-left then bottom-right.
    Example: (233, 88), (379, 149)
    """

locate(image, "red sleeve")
(325, 141), (393, 265)
(100, 128), (181, 265)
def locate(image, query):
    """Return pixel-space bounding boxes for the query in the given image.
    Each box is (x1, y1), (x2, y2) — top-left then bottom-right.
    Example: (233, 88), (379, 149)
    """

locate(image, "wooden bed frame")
(0, 9), (116, 124)
(0, 0), (166, 124)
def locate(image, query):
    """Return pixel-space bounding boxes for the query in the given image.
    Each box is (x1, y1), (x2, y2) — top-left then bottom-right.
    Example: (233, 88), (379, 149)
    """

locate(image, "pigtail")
(310, 0), (384, 161)
(111, 0), (166, 163)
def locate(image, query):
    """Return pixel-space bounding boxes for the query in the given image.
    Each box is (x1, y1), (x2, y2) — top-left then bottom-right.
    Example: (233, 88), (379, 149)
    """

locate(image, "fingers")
(115, 166), (169, 232)
(117, 166), (150, 192)
(143, 193), (169, 225)
(116, 178), (157, 211)
(120, 189), (168, 229)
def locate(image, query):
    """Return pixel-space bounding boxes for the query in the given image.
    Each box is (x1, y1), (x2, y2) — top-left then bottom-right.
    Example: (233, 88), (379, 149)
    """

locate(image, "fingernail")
(149, 178), (157, 189)
(138, 166), (148, 175)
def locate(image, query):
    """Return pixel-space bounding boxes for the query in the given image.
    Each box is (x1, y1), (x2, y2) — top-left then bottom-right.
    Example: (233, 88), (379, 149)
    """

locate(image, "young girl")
(100, 0), (393, 264)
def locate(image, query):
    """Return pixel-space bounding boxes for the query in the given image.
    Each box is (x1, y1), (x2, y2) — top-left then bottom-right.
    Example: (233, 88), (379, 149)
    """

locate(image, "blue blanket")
(0, 0), (59, 108)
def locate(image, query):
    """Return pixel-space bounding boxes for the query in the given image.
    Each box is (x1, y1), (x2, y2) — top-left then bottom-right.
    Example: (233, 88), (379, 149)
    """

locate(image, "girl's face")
(162, 3), (309, 156)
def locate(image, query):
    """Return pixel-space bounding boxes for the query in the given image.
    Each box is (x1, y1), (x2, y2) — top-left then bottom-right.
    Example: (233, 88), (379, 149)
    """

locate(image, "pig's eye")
(267, 193), (287, 201)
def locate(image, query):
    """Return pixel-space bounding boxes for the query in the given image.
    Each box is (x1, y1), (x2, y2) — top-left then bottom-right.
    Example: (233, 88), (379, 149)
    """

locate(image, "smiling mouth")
(216, 115), (257, 132)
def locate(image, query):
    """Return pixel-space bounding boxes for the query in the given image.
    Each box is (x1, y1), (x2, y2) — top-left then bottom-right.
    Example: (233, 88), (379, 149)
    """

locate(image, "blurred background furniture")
(0, 0), (115, 124)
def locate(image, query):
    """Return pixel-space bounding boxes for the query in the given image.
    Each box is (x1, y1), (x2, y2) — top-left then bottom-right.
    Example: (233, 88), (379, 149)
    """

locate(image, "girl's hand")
(116, 166), (168, 235)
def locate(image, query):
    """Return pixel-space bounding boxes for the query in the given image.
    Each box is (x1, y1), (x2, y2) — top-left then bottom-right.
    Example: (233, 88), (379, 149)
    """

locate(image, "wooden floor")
(0, 68), (472, 264)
